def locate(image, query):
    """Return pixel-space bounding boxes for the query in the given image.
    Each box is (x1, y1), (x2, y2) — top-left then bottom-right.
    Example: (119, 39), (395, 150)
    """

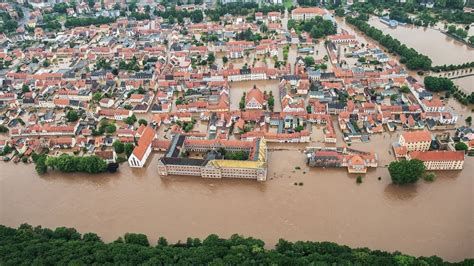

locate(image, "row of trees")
(430, 62), (474, 72)
(350, 1), (473, 24)
(154, 8), (204, 24)
(205, 3), (283, 21)
(64, 16), (115, 28)
(446, 25), (468, 39)
(424, 76), (474, 105)
(346, 17), (432, 71)
(1, 224), (467, 265)
(33, 154), (108, 174)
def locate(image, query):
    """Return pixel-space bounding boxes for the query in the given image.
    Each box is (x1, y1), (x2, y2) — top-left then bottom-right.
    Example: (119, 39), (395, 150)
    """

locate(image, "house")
(128, 126), (156, 168)
(95, 150), (117, 164)
(291, 7), (327, 20)
(421, 99), (445, 112)
(245, 86), (265, 110)
(399, 130), (431, 152)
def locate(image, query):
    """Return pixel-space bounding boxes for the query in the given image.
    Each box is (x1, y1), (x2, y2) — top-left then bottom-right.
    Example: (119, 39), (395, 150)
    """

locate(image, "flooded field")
(229, 80), (282, 111)
(367, 17), (474, 66)
(0, 145), (472, 262)
(453, 76), (474, 94)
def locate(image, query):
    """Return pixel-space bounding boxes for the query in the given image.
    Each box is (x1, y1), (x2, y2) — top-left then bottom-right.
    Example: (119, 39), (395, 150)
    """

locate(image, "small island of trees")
(33, 153), (107, 175)
(388, 159), (426, 185)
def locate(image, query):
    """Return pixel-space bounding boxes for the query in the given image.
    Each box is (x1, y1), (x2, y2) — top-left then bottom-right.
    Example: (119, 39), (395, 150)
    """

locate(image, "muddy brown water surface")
(367, 17), (474, 66)
(1, 145), (473, 261)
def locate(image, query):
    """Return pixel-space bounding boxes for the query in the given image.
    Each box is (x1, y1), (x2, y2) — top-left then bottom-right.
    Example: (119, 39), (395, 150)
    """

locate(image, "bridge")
(431, 68), (474, 80)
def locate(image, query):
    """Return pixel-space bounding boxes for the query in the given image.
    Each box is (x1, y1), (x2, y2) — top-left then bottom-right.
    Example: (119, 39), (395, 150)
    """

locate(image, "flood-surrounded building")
(158, 134), (268, 181)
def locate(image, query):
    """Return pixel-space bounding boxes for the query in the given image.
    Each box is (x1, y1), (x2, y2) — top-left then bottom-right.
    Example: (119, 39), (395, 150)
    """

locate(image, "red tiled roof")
(410, 151), (464, 162)
(401, 130), (431, 143)
(132, 126), (155, 160)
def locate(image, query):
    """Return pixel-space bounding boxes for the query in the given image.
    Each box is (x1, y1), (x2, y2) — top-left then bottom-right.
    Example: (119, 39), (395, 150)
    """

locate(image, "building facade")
(408, 150), (464, 170)
(399, 130), (432, 152)
(158, 135), (268, 181)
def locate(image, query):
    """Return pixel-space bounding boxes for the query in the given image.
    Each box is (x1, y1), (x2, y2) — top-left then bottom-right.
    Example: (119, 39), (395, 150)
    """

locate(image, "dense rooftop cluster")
(0, 1), (470, 178)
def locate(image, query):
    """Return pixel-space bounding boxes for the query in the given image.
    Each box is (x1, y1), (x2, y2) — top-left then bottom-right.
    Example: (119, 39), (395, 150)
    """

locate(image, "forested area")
(1, 224), (471, 265)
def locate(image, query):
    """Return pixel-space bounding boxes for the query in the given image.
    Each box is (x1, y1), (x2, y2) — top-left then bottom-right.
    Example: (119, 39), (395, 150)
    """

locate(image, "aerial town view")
(0, 0), (473, 264)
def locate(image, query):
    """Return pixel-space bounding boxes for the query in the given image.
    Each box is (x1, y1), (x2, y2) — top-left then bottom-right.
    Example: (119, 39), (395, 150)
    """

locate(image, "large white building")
(158, 135), (268, 181)
(291, 7), (327, 21)
(408, 150), (464, 170)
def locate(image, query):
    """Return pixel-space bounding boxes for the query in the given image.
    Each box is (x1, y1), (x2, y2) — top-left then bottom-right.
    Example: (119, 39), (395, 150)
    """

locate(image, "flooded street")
(367, 17), (474, 66)
(1, 147), (472, 262)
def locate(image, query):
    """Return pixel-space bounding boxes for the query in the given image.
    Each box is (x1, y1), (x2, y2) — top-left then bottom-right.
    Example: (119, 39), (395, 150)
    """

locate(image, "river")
(367, 17), (474, 66)
(0, 137), (473, 261)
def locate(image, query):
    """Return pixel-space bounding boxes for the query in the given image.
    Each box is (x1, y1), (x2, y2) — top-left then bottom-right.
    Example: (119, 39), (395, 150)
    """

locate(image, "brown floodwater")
(453, 76), (474, 94)
(367, 17), (474, 66)
(0, 140), (473, 261)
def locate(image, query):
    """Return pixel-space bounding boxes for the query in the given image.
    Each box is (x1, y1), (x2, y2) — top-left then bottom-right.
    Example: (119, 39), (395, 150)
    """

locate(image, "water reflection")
(384, 184), (418, 201)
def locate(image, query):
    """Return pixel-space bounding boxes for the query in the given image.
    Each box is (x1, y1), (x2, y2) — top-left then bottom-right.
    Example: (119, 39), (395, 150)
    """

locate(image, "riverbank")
(1, 149), (472, 262)
(2, 223), (471, 264)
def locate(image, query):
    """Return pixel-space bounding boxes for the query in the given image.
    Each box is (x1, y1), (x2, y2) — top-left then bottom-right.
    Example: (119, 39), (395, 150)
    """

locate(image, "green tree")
(124, 233), (149, 246)
(35, 154), (48, 175)
(207, 53), (215, 65)
(105, 124), (116, 134)
(400, 85), (410, 93)
(66, 110), (79, 122)
(22, 84), (30, 93)
(92, 92), (103, 102)
(294, 125), (304, 132)
(138, 119), (148, 126)
(469, 36), (474, 45)
(124, 114), (137, 125)
(388, 159), (426, 185)
(267, 91), (275, 112)
(304, 56), (315, 67)
(0, 125), (9, 133)
(465, 116), (472, 125)
(157, 236), (168, 246)
(113, 141), (125, 154)
(124, 143), (134, 158)
(239, 92), (246, 110)
(455, 142), (468, 151)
